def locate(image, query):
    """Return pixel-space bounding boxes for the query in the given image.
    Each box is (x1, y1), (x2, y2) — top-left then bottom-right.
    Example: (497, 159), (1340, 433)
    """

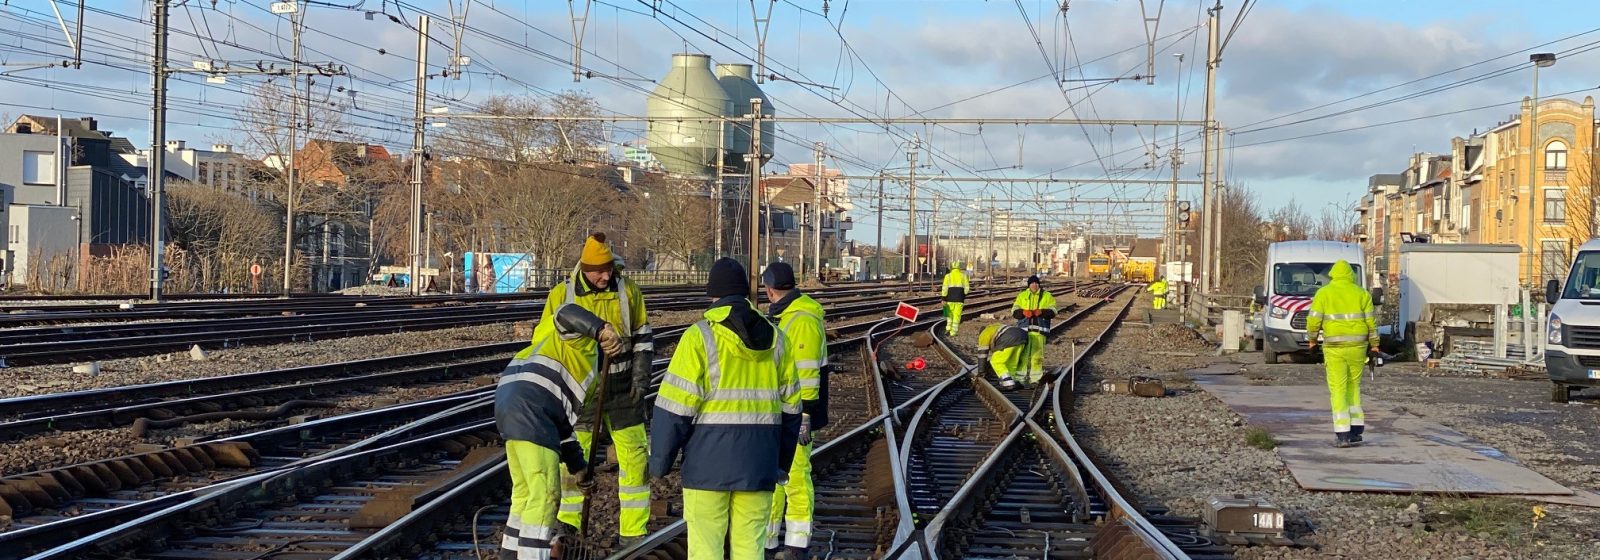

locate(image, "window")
(1545, 188), (1567, 223)
(1273, 262), (1364, 296)
(1544, 240), (1571, 284)
(1546, 140), (1568, 170)
(1461, 201), (1473, 231)
(198, 162), (211, 186)
(21, 151), (54, 185)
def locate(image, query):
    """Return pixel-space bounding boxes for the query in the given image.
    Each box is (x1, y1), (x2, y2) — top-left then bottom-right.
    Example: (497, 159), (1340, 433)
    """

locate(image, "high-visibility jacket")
(769, 291), (830, 430)
(650, 297), (803, 491)
(1147, 279), (1168, 296)
(495, 304), (605, 450)
(1305, 260), (1378, 349)
(941, 268), (969, 303)
(1011, 289), (1058, 332)
(540, 269), (653, 427)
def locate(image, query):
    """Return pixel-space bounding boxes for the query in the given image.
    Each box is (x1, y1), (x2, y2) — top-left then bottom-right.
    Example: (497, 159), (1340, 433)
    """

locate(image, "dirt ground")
(1070, 292), (1600, 559)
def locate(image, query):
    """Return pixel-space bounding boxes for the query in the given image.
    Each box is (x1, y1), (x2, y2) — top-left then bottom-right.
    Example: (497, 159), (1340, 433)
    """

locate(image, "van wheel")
(1264, 346), (1279, 364)
(1552, 382), (1570, 404)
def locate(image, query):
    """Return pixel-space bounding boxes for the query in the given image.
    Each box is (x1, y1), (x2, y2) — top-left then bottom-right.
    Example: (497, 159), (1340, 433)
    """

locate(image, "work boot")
(617, 535), (646, 549)
(1349, 425), (1364, 443)
(774, 546), (810, 560)
(999, 377), (1018, 390)
(1334, 432), (1352, 448)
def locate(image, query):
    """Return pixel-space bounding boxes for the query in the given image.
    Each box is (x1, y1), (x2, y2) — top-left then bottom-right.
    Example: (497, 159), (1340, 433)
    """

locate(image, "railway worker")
(941, 261), (970, 336)
(540, 233), (655, 544)
(1011, 275), (1058, 384)
(759, 262), (830, 559)
(1304, 259), (1379, 448)
(978, 323), (1028, 390)
(1147, 276), (1169, 310)
(651, 257), (803, 560)
(495, 302), (627, 560)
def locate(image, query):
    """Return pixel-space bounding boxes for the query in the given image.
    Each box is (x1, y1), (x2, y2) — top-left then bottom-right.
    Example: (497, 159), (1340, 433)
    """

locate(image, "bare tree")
(433, 91), (609, 166)
(628, 176), (714, 270)
(1216, 186), (1270, 294)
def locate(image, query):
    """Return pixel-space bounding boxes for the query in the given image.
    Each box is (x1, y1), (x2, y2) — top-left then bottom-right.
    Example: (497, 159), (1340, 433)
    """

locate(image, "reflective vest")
(494, 319), (599, 450)
(941, 269), (970, 303)
(1147, 280), (1169, 296)
(541, 270), (653, 426)
(1011, 289), (1058, 332)
(650, 302), (802, 491)
(771, 292), (830, 430)
(1305, 261), (1377, 348)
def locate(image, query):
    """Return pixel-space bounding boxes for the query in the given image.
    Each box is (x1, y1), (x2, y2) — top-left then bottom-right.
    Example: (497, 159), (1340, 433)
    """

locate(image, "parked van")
(1253, 241), (1373, 364)
(1542, 238), (1600, 402)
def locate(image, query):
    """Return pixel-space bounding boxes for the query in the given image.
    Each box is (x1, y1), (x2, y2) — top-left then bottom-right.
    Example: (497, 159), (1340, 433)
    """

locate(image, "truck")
(1252, 241), (1371, 364)
(1122, 257), (1157, 283)
(1543, 239), (1600, 402)
(1390, 243), (1520, 356)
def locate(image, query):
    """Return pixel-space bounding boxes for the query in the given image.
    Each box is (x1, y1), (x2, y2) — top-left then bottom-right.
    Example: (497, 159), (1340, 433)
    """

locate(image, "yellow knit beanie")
(579, 233), (614, 272)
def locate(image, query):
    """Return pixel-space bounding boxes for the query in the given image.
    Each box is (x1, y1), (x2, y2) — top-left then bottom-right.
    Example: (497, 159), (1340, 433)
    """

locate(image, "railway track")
(0, 391), (496, 557)
(0, 291), (963, 443)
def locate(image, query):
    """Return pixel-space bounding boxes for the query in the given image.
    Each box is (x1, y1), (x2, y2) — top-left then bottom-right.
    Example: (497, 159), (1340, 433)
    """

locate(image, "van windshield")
(1273, 262), (1361, 297)
(1561, 251), (1600, 299)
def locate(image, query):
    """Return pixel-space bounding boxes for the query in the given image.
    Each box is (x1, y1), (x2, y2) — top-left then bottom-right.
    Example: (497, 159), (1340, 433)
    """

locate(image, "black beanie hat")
(761, 262), (797, 290)
(1027, 274), (1041, 287)
(707, 257), (749, 298)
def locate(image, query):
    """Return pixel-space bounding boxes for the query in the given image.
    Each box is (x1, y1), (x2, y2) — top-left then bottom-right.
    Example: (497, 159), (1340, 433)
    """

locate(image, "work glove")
(559, 440), (588, 476)
(630, 350), (653, 402)
(598, 324), (626, 358)
(797, 414), (812, 446)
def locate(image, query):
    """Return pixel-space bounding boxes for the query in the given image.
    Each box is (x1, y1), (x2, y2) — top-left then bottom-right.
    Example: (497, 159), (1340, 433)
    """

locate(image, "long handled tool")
(578, 353), (611, 541)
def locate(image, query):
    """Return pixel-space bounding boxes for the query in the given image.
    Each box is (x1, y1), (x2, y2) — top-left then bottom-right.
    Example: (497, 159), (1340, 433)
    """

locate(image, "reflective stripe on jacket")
(541, 271), (653, 427)
(1305, 260), (1377, 348)
(495, 313), (600, 450)
(941, 269), (970, 302)
(650, 301), (803, 491)
(771, 291), (830, 430)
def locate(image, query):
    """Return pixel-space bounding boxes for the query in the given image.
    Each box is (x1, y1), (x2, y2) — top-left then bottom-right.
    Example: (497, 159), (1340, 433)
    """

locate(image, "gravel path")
(1068, 294), (1600, 559)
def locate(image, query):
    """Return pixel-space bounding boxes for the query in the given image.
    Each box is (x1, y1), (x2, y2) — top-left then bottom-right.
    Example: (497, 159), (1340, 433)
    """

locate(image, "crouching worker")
(978, 323), (1029, 390)
(495, 304), (627, 560)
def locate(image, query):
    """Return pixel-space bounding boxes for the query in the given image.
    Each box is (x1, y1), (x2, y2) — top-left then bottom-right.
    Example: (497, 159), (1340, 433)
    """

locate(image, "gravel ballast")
(1068, 294), (1600, 559)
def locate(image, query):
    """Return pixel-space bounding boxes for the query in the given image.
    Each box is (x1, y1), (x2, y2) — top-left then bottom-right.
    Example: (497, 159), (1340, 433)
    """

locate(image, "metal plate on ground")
(1195, 379), (1577, 497)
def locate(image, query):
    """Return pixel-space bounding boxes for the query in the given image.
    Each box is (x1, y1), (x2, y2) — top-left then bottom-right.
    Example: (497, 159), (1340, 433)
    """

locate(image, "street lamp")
(1527, 52), (1556, 287)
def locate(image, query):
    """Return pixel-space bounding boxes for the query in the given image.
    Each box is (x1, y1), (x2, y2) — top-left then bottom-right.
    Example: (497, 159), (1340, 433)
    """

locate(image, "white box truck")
(1252, 241), (1372, 364)
(1543, 238), (1600, 402)
(1392, 243), (1520, 352)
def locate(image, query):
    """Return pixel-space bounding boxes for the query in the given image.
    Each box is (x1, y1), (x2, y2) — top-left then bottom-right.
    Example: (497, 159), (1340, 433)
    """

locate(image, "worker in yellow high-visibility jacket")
(1304, 260), (1379, 448)
(941, 261), (970, 336)
(651, 258), (803, 560)
(542, 233), (654, 544)
(494, 303), (626, 560)
(1011, 275), (1058, 384)
(978, 323), (1028, 390)
(760, 262), (829, 560)
(1147, 277), (1169, 310)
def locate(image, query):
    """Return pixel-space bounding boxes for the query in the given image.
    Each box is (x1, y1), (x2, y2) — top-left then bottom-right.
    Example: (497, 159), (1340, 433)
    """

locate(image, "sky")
(4, 0), (1600, 243)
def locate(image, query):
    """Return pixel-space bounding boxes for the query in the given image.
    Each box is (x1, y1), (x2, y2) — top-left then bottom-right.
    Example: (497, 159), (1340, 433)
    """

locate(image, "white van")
(1252, 241), (1371, 364)
(1542, 238), (1600, 402)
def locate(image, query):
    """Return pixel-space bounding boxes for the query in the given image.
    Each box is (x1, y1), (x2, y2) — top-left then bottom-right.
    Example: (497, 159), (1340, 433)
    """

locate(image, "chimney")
(78, 117), (97, 131)
(211, 143), (233, 153)
(166, 140), (185, 151)
(356, 145), (368, 159)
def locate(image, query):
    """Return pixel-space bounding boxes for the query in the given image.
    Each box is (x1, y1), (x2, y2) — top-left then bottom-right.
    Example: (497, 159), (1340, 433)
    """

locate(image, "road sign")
(250, 263), (262, 277)
(895, 302), (919, 322)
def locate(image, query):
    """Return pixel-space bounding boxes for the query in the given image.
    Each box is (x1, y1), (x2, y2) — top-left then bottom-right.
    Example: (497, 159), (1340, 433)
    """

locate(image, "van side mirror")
(1370, 287), (1384, 306)
(1253, 285), (1266, 305)
(1547, 279), (1562, 304)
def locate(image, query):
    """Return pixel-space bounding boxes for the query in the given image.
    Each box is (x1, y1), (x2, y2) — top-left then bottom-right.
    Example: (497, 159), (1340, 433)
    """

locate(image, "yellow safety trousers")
(505, 440), (561, 560)
(1023, 331), (1047, 383)
(945, 303), (965, 336)
(990, 343), (1026, 381)
(557, 417), (650, 537)
(766, 441), (814, 550)
(684, 488), (774, 560)
(1152, 296), (1166, 310)
(1324, 345), (1366, 433)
